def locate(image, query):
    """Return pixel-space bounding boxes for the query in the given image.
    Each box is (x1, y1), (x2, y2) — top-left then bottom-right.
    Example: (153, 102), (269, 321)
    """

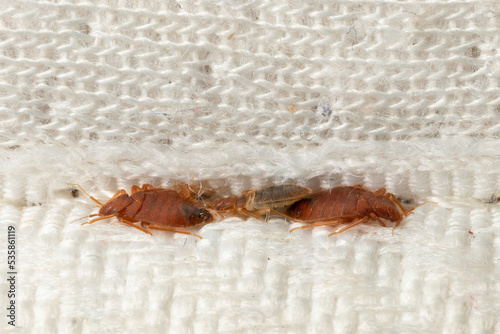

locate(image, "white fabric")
(1, 0), (500, 333)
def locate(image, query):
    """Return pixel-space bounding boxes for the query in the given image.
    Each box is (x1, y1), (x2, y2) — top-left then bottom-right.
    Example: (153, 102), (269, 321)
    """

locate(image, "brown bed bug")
(208, 184), (312, 221)
(286, 185), (430, 236)
(68, 183), (214, 239)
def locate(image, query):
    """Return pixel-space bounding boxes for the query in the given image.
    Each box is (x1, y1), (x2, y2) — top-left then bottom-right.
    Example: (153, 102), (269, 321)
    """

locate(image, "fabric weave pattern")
(0, 1), (499, 333)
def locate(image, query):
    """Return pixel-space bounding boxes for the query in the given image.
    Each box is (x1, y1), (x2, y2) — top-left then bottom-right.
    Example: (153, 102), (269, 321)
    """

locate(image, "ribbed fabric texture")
(1, 1), (499, 333)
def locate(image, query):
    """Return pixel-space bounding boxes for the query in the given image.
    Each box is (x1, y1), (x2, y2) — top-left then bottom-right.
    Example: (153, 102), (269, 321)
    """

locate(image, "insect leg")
(119, 218), (153, 235)
(141, 222), (202, 239)
(81, 214), (117, 226)
(131, 184), (156, 193)
(264, 208), (313, 223)
(289, 219), (344, 233)
(385, 192), (432, 217)
(266, 209), (299, 219)
(329, 216), (369, 236)
(374, 187), (387, 196)
(383, 192), (406, 212)
(175, 183), (199, 200)
(108, 189), (128, 201)
(239, 207), (315, 223)
(371, 214), (387, 227)
(238, 207), (269, 222)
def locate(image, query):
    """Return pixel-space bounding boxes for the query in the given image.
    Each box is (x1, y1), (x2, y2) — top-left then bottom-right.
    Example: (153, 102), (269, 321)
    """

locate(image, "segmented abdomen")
(253, 184), (311, 209)
(126, 190), (199, 227)
(287, 186), (374, 220)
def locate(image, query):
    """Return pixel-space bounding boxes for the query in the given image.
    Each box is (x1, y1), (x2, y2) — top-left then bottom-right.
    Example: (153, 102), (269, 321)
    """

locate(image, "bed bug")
(208, 184), (312, 221)
(68, 183), (214, 239)
(286, 186), (430, 236)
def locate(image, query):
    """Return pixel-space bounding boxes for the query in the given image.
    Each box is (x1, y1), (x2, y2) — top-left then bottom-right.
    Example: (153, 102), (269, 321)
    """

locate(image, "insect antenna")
(67, 183), (105, 225)
(66, 183), (103, 206)
(402, 200), (436, 216)
(391, 200), (436, 235)
(69, 213), (99, 224)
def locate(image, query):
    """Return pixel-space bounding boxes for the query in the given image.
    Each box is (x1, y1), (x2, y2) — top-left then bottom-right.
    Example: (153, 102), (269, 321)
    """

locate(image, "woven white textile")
(1, 0), (500, 333)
